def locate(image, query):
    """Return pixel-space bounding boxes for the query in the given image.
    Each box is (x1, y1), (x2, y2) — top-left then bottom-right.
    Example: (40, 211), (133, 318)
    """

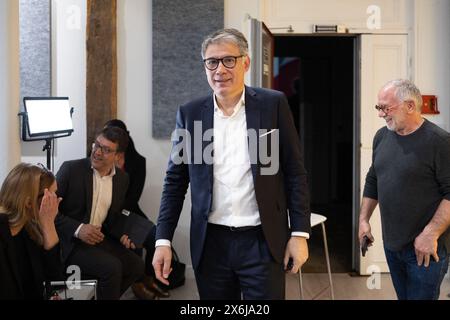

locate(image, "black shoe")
(143, 276), (170, 298)
(131, 282), (158, 300)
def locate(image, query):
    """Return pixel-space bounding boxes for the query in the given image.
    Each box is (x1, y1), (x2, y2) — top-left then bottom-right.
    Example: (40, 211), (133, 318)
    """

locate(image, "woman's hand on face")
(38, 188), (62, 226)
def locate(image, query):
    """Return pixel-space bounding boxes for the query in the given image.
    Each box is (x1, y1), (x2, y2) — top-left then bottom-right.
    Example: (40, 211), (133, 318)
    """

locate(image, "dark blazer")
(123, 141), (147, 218)
(157, 86), (311, 269)
(0, 214), (63, 299)
(55, 158), (129, 261)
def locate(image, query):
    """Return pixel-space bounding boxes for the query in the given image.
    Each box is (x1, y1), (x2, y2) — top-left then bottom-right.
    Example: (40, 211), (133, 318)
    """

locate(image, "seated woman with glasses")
(0, 163), (63, 299)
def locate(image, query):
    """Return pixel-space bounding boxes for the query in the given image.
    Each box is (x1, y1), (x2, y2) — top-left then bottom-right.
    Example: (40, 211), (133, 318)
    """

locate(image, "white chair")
(297, 213), (335, 300)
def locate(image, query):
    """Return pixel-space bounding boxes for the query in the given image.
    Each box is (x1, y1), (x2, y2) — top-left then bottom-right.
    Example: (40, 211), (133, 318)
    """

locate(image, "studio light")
(19, 97), (74, 169)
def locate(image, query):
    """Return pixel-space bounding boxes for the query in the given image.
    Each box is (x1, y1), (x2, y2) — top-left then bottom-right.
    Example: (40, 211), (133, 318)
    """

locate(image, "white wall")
(0, 0), (21, 181)
(413, 0), (450, 131)
(21, 0), (87, 170)
(225, 0), (261, 30)
(260, 0), (409, 33)
(117, 0), (192, 266)
(52, 0), (87, 169)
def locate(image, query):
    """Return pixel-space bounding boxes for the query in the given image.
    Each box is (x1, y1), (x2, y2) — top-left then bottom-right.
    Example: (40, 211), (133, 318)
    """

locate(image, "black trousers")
(66, 237), (144, 300)
(194, 224), (285, 300)
(140, 225), (156, 278)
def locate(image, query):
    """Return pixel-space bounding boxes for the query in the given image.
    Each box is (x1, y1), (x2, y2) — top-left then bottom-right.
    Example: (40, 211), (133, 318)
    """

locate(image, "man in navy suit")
(153, 28), (311, 299)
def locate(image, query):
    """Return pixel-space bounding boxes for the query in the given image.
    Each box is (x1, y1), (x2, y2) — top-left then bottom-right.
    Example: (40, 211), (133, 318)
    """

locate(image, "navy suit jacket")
(157, 86), (310, 269)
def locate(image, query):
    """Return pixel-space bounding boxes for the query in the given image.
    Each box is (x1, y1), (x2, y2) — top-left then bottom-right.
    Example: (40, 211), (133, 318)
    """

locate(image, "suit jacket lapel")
(84, 161), (93, 224)
(110, 171), (121, 214)
(202, 95), (214, 188)
(245, 86), (260, 182)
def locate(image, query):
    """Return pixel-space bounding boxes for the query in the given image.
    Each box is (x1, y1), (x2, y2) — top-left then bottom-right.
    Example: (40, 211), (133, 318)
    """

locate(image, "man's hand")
(358, 197), (378, 249)
(78, 224), (104, 245)
(414, 199), (450, 267)
(152, 246), (173, 286)
(120, 234), (136, 250)
(414, 229), (439, 267)
(358, 220), (374, 247)
(284, 236), (308, 274)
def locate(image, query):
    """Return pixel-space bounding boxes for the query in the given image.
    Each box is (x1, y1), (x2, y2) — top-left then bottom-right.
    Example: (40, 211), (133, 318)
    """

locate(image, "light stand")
(42, 138), (52, 170)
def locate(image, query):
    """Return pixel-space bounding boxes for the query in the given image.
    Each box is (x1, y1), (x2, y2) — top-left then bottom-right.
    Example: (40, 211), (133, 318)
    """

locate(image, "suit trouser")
(66, 237), (144, 300)
(194, 224), (285, 300)
(142, 225), (157, 277)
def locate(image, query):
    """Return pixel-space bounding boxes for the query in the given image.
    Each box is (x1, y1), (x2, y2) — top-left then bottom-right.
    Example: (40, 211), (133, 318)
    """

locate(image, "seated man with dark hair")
(55, 126), (154, 300)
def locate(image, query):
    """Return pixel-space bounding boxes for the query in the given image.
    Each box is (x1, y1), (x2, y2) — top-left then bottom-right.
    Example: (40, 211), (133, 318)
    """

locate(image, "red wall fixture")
(421, 95), (439, 114)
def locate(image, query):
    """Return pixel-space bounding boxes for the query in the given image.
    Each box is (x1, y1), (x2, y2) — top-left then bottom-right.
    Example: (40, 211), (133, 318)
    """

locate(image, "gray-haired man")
(359, 79), (450, 299)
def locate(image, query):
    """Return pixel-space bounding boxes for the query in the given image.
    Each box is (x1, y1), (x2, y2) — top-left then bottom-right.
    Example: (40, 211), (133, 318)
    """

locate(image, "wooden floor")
(122, 267), (450, 300)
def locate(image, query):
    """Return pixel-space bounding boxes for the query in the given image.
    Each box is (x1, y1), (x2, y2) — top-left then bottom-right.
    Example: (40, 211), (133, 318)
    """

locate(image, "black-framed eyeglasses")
(203, 55), (244, 71)
(92, 141), (117, 155)
(374, 102), (403, 114)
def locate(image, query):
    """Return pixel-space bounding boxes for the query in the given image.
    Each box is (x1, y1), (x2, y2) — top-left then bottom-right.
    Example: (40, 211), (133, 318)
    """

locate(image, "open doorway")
(274, 36), (355, 272)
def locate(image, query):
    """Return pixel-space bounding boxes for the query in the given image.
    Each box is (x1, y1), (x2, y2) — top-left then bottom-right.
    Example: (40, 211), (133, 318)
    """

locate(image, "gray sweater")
(363, 119), (450, 251)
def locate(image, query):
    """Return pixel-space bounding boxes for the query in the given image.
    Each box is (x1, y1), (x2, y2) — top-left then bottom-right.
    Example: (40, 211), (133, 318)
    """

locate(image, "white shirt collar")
(213, 88), (246, 118)
(92, 165), (116, 178)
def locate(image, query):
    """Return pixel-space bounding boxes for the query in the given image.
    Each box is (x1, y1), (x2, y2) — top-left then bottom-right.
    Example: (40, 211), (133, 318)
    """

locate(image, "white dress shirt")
(207, 89), (260, 227)
(74, 166), (116, 237)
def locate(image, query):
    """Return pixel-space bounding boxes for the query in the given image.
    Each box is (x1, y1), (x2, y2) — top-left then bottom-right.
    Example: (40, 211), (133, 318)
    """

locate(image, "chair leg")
(321, 222), (335, 300)
(298, 268), (304, 300)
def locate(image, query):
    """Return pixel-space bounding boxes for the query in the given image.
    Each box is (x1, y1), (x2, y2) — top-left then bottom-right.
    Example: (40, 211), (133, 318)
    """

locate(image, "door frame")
(353, 35), (361, 272)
